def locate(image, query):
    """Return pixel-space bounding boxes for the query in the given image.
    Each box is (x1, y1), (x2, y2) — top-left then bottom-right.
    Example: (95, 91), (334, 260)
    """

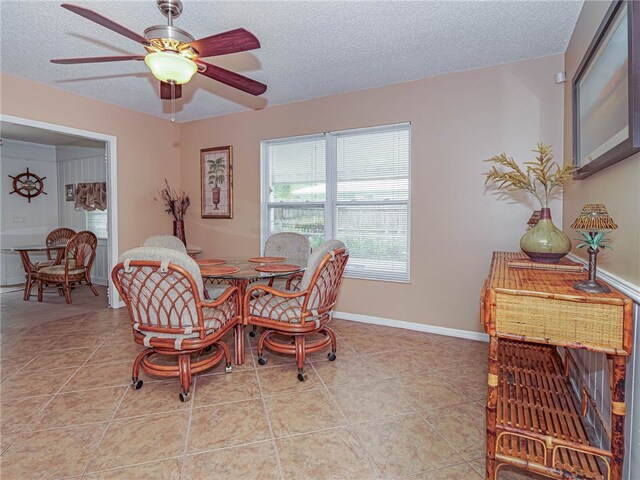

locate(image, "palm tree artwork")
(207, 157), (226, 210)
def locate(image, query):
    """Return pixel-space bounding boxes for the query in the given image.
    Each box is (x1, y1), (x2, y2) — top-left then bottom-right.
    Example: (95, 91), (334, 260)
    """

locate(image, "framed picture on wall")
(200, 146), (233, 219)
(572, 0), (640, 179)
(65, 184), (75, 201)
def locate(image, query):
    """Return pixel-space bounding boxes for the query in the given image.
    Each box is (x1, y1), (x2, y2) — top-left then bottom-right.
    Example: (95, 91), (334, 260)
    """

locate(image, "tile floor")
(0, 286), (543, 479)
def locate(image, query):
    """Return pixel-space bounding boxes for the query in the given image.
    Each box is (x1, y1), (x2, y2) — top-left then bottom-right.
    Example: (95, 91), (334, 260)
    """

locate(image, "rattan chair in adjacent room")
(40, 227), (76, 268)
(37, 230), (99, 304)
(244, 240), (348, 381)
(112, 247), (241, 401)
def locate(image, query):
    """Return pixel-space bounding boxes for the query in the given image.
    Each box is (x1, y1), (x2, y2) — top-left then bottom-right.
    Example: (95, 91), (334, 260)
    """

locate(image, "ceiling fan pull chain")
(171, 81), (176, 122)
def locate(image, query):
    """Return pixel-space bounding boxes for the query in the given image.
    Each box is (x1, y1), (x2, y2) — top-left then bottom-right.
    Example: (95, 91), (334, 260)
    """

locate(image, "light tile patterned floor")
(0, 286), (544, 479)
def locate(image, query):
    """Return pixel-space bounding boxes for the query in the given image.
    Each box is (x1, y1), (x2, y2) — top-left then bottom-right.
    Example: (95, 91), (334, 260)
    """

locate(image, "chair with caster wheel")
(112, 247), (240, 402)
(248, 232), (312, 338)
(244, 240), (349, 381)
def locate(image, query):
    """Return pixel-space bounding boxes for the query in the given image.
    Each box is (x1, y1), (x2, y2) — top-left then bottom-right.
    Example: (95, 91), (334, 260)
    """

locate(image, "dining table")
(7, 245), (66, 300)
(197, 255), (307, 364)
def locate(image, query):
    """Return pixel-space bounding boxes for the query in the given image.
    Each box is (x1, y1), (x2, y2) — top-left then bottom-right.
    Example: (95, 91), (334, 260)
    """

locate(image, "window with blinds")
(261, 123), (410, 282)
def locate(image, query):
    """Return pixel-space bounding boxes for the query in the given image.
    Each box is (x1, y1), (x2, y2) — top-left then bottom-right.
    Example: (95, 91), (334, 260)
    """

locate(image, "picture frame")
(200, 146), (233, 219)
(572, 0), (640, 179)
(65, 184), (75, 201)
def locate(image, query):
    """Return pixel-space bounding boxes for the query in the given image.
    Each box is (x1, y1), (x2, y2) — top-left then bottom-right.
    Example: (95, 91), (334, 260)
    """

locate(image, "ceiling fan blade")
(185, 28), (260, 58)
(160, 82), (183, 100)
(197, 61), (266, 96)
(61, 4), (149, 45)
(51, 55), (145, 64)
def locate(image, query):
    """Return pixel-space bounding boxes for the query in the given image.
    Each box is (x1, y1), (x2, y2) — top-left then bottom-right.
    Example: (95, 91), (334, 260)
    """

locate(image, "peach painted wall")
(180, 55), (565, 333)
(562, 1), (640, 286)
(0, 73), (181, 252)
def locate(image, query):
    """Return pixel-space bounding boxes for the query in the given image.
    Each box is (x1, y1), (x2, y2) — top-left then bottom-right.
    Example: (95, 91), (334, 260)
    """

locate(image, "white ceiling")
(0, 0), (584, 123)
(1, 122), (105, 148)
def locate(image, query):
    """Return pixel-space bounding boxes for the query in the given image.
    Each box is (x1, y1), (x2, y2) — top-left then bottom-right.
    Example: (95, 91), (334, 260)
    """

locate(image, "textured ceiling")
(0, 0), (584, 123)
(1, 122), (105, 148)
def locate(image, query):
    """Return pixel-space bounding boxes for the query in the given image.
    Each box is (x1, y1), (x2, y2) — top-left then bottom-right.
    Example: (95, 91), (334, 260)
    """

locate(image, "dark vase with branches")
(155, 179), (191, 246)
(484, 143), (575, 263)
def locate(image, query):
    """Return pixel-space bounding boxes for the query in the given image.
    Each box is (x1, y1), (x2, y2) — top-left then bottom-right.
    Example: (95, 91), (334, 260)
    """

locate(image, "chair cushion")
(205, 285), (228, 300)
(300, 240), (346, 290)
(141, 235), (187, 254)
(249, 294), (304, 323)
(38, 265), (86, 276)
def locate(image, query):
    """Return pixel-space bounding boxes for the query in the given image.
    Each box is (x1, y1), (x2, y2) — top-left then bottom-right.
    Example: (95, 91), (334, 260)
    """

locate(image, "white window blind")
(262, 123), (410, 282)
(86, 210), (108, 239)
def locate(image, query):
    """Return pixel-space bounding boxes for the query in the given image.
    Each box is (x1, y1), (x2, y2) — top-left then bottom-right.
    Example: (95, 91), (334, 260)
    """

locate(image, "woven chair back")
(304, 246), (349, 312)
(265, 232), (311, 260)
(66, 230), (97, 270)
(45, 227), (76, 260)
(112, 260), (204, 335)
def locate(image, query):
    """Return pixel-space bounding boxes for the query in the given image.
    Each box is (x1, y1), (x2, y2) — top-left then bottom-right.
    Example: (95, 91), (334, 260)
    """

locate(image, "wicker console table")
(481, 252), (633, 480)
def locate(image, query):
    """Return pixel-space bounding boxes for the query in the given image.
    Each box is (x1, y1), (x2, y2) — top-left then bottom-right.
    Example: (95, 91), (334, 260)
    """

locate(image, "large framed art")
(573, 0), (639, 179)
(201, 146), (233, 219)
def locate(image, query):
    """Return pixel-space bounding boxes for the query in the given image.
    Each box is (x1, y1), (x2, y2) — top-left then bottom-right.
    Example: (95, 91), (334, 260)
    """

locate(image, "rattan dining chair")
(37, 230), (99, 304)
(141, 234), (187, 254)
(244, 240), (349, 381)
(264, 232), (312, 259)
(112, 247), (240, 401)
(40, 227), (76, 268)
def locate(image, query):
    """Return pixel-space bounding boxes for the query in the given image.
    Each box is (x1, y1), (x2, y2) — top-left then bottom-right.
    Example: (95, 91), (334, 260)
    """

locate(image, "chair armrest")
(243, 284), (308, 320)
(285, 272), (303, 291)
(201, 285), (240, 309)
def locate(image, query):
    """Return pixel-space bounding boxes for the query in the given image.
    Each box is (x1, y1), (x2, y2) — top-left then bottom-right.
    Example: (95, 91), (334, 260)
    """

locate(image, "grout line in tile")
(179, 373), (197, 480)
(252, 339), (285, 480)
(79, 383), (131, 478)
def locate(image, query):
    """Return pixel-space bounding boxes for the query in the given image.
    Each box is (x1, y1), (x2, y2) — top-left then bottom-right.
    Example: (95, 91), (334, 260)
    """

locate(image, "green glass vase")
(520, 208), (571, 263)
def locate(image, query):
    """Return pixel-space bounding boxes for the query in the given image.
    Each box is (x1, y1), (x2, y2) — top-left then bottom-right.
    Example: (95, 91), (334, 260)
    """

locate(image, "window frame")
(261, 122), (411, 283)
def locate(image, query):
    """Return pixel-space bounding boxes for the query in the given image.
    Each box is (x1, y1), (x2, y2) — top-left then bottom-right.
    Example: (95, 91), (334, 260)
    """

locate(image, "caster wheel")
(133, 379), (143, 390)
(258, 356), (266, 365)
(249, 330), (256, 337)
(225, 364), (232, 373)
(179, 390), (190, 402)
(297, 372), (307, 382)
(328, 352), (337, 361)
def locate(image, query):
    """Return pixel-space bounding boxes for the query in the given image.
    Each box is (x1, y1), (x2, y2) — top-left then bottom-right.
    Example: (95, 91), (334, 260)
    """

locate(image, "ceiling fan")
(51, 0), (267, 105)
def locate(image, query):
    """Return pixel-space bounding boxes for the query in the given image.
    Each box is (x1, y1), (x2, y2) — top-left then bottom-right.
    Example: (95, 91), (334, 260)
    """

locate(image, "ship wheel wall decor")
(8, 168), (47, 203)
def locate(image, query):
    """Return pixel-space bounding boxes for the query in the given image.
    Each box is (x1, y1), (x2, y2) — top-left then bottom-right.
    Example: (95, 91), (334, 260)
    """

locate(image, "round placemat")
(196, 258), (227, 266)
(199, 265), (240, 276)
(248, 256), (286, 263)
(254, 264), (300, 273)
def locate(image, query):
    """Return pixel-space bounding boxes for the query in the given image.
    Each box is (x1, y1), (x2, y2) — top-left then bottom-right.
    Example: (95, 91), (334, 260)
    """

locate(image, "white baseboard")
(333, 310), (489, 342)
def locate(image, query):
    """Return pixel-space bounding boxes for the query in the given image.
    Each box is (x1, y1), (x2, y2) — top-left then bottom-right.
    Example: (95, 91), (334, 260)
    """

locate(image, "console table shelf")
(481, 252), (633, 480)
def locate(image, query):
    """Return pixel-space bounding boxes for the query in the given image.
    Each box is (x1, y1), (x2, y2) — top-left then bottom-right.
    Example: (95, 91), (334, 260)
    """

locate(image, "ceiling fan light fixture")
(144, 51), (196, 84)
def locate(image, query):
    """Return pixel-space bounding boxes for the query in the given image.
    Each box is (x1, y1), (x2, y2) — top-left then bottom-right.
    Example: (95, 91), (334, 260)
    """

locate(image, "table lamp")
(571, 204), (617, 294)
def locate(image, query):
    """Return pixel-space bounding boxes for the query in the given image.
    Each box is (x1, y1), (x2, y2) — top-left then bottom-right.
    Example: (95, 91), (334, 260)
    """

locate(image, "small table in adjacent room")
(8, 245), (66, 301)
(198, 256), (307, 365)
(481, 252), (633, 480)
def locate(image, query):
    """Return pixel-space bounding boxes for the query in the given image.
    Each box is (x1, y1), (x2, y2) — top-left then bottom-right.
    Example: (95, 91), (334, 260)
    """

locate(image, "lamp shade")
(144, 52), (197, 84)
(571, 203), (618, 230)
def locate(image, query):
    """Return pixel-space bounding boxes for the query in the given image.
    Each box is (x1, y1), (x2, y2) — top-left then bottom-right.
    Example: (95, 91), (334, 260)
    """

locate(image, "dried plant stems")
(156, 179), (190, 221)
(484, 143), (574, 208)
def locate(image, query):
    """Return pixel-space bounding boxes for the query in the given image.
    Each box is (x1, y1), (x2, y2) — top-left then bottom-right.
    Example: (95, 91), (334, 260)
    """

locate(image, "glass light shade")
(144, 52), (197, 84)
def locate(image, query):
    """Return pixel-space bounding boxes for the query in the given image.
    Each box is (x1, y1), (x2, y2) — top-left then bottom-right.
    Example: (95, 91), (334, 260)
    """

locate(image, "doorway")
(0, 114), (119, 307)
